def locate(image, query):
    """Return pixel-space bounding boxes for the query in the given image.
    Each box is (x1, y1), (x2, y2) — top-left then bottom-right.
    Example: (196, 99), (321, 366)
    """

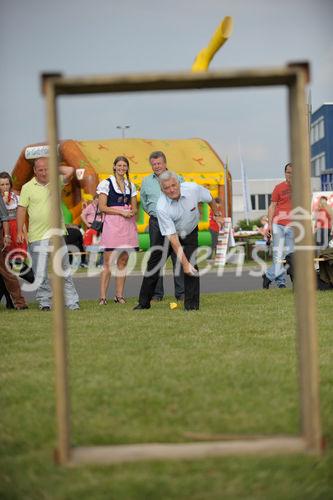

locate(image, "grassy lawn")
(1, 290), (332, 499)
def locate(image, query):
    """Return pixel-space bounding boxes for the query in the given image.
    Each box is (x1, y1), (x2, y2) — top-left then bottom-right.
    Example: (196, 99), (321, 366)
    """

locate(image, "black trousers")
(65, 227), (86, 264)
(315, 228), (332, 249)
(0, 275), (14, 308)
(138, 226), (199, 310)
(148, 216), (184, 299)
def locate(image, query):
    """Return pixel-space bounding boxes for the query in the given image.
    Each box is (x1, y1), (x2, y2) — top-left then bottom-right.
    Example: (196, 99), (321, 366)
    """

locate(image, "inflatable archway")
(11, 138), (232, 249)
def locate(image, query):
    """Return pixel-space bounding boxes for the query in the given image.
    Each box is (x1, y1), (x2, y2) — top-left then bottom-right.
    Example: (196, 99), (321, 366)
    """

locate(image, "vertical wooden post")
(45, 80), (71, 464)
(288, 70), (322, 452)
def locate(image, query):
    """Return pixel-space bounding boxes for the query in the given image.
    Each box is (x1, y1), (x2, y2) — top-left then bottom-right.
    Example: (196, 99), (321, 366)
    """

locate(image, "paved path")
(22, 264), (290, 303)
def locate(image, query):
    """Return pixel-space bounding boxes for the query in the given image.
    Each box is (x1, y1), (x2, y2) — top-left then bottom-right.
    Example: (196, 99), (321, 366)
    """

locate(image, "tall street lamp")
(116, 125), (130, 138)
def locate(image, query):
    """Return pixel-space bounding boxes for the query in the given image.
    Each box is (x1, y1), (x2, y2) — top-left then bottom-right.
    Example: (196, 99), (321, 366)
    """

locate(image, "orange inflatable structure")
(11, 138), (232, 246)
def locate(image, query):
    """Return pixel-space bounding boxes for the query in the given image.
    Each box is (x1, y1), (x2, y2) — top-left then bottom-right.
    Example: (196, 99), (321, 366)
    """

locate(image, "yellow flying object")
(192, 16), (233, 72)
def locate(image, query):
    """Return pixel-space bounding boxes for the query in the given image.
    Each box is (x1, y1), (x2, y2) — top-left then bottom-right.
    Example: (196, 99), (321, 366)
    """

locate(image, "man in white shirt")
(140, 150), (184, 301)
(134, 171), (223, 311)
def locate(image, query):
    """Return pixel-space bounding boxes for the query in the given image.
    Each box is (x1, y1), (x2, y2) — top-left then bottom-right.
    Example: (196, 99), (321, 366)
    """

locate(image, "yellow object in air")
(192, 16), (233, 72)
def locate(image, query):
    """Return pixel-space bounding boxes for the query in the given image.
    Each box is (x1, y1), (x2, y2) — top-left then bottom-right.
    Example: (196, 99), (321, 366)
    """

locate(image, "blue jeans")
(29, 238), (79, 309)
(266, 224), (294, 286)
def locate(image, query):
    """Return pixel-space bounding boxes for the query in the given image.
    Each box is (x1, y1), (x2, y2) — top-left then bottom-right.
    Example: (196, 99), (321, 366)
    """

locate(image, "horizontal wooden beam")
(69, 437), (308, 465)
(43, 66), (306, 97)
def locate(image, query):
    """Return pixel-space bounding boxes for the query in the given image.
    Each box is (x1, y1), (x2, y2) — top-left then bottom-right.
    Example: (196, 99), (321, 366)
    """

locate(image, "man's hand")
(183, 262), (199, 276)
(167, 233), (199, 276)
(266, 223), (272, 237)
(16, 231), (25, 244)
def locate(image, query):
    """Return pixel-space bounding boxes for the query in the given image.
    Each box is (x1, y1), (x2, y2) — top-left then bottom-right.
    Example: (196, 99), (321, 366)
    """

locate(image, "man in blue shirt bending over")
(134, 171), (223, 311)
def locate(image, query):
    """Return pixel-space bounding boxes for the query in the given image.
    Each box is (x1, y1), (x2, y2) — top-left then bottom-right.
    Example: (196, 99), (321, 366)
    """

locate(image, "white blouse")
(96, 175), (137, 197)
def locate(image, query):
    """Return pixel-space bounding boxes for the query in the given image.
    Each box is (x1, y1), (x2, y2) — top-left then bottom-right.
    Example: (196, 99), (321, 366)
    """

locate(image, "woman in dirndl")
(97, 156), (138, 305)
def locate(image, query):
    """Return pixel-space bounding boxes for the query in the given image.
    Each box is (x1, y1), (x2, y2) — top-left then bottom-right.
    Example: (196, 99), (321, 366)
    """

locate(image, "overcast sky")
(1, 0), (332, 179)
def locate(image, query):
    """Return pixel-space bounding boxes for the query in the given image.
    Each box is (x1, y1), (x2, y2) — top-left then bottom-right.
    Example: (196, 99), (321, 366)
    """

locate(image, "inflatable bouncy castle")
(11, 138), (232, 249)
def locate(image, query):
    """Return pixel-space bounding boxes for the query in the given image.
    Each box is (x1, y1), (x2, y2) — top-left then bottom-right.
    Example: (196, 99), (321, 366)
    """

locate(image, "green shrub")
(237, 218), (262, 231)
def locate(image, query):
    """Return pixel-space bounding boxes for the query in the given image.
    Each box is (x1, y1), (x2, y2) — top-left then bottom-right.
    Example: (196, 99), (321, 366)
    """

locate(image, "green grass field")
(1, 290), (332, 499)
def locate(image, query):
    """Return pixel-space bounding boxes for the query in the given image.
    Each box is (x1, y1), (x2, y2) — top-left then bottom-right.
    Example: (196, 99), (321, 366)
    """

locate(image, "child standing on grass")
(209, 197), (223, 259)
(81, 194), (103, 267)
(81, 194), (102, 245)
(315, 196), (333, 249)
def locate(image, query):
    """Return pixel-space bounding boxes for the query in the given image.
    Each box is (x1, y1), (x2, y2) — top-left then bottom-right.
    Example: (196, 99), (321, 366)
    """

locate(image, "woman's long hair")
(0, 171), (13, 190)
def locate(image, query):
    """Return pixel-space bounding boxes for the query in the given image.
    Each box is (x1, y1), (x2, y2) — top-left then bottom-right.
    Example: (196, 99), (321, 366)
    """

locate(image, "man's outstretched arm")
(267, 201), (277, 234)
(59, 165), (74, 184)
(16, 206), (27, 243)
(167, 233), (197, 276)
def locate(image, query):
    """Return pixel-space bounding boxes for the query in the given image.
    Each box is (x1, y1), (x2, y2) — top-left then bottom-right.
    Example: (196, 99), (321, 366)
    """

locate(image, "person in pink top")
(209, 197), (222, 259)
(81, 194), (100, 226)
(262, 163), (293, 289)
(81, 194), (102, 246)
(315, 195), (333, 249)
(96, 156), (138, 305)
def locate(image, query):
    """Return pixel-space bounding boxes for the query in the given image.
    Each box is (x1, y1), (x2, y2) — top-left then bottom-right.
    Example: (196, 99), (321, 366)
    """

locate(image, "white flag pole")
(308, 89), (312, 137)
(224, 156), (229, 218)
(238, 139), (251, 225)
(308, 90), (312, 173)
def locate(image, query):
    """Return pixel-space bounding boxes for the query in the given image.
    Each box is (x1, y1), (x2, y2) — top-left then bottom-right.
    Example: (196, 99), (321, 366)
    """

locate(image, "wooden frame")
(43, 64), (322, 465)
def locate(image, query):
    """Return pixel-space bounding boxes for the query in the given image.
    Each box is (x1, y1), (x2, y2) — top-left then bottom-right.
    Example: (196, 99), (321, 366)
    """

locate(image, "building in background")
(232, 177), (321, 224)
(233, 178), (281, 224)
(311, 103), (333, 190)
(231, 103), (333, 225)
